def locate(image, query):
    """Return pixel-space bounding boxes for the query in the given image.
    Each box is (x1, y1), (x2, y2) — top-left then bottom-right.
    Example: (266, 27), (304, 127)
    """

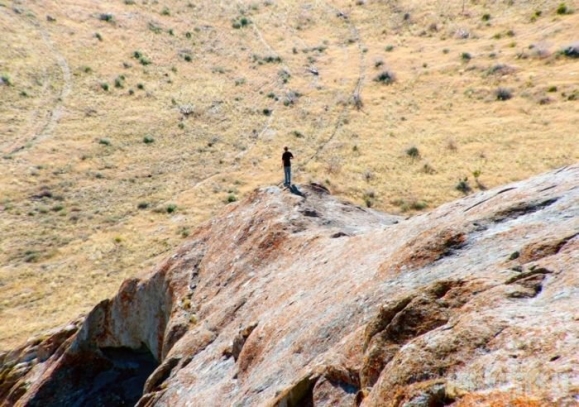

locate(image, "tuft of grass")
(99, 13), (113, 22)
(1, 75), (12, 86)
(495, 87), (513, 101)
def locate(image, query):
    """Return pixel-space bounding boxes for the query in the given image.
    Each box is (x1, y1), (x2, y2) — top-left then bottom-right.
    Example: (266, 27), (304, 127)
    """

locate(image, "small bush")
(456, 177), (471, 194)
(95, 32), (103, 41)
(1, 75), (12, 86)
(183, 54), (192, 62)
(98, 138), (111, 146)
(137, 83), (145, 90)
(482, 13), (491, 21)
(374, 70), (396, 85)
(385, 45), (394, 52)
(556, 3), (571, 15)
(232, 16), (251, 29)
(227, 194), (237, 203)
(99, 13), (113, 22)
(114, 76), (124, 88)
(100, 82), (109, 91)
(263, 108), (272, 116)
(185, 31), (192, 39)
(495, 87), (513, 101)
(137, 202), (149, 209)
(405, 146), (420, 158)
(166, 204), (177, 214)
(461, 52), (472, 62)
(143, 135), (155, 144)
(161, 7), (170, 16)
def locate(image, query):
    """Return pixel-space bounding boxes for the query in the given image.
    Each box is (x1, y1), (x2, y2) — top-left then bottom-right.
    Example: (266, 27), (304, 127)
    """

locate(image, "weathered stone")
(1, 166), (578, 407)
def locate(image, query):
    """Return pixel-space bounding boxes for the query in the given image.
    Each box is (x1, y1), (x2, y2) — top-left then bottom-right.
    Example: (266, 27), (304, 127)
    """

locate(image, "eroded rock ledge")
(2, 166), (579, 407)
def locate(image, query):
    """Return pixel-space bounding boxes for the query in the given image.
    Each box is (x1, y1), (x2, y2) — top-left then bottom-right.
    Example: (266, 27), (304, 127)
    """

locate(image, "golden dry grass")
(1, 0), (578, 349)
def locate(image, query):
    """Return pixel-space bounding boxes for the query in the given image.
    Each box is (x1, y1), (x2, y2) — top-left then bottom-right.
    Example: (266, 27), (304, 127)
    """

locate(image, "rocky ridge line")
(1, 166), (579, 406)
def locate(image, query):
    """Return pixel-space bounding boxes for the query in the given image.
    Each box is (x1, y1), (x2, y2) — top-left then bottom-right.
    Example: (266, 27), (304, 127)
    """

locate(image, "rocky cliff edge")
(1, 166), (579, 407)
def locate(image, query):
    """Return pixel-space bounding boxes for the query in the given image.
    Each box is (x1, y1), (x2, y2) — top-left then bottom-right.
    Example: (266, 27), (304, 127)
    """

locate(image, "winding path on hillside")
(6, 12), (71, 155)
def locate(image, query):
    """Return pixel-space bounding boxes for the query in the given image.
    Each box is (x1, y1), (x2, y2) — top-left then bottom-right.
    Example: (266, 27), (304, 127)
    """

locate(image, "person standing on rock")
(282, 146), (294, 186)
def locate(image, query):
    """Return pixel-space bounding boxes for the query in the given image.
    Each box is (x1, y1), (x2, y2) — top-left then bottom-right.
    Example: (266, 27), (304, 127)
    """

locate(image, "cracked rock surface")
(1, 165), (579, 407)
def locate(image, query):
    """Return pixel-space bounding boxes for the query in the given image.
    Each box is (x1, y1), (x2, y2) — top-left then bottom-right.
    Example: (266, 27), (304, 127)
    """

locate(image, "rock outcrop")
(1, 165), (579, 406)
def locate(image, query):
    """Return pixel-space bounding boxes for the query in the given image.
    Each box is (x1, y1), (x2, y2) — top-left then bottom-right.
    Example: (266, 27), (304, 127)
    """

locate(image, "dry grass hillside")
(0, 0), (578, 350)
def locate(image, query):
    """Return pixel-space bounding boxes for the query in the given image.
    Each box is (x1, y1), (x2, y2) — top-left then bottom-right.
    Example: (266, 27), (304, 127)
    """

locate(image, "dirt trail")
(7, 15), (72, 155)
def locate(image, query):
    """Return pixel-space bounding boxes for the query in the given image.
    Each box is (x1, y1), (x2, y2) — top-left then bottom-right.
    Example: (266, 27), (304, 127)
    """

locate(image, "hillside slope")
(1, 164), (578, 406)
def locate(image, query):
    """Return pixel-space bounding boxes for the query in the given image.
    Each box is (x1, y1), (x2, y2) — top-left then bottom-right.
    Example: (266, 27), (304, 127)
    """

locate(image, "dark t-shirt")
(282, 151), (293, 167)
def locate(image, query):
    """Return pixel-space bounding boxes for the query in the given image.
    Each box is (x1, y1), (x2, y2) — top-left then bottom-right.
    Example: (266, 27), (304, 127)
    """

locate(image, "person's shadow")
(288, 184), (305, 197)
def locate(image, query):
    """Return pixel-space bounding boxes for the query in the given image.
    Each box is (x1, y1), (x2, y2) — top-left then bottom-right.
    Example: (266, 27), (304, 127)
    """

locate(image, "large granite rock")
(1, 165), (578, 406)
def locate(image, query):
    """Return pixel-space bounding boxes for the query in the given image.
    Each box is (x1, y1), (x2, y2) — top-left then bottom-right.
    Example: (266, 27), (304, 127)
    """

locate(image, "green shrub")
(461, 52), (472, 61)
(98, 138), (111, 146)
(482, 13), (491, 21)
(374, 70), (395, 84)
(137, 202), (149, 209)
(405, 146), (420, 158)
(227, 194), (237, 203)
(100, 82), (109, 91)
(556, 3), (570, 14)
(137, 83), (145, 90)
(143, 135), (155, 144)
(263, 108), (272, 116)
(99, 13), (113, 22)
(161, 7), (170, 16)
(95, 32), (103, 41)
(166, 204), (177, 213)
(456, 177), (471, 194)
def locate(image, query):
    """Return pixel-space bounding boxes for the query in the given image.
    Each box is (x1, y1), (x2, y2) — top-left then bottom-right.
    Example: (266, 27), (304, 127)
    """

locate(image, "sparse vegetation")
(405, 146), (420, 158)
(495, 87), (513, 101)
(374, 70), (396, 84)
(99, 13), (113, 22)
(456, 177), (472, 194)
(556, 3), (571, 15)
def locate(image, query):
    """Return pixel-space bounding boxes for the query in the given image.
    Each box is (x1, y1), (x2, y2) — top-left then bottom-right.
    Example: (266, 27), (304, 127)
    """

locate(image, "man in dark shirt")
(282, 147), (294, 186)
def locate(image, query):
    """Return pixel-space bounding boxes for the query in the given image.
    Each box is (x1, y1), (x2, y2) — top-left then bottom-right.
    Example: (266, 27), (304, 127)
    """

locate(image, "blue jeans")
(284, 166), (292, 185)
